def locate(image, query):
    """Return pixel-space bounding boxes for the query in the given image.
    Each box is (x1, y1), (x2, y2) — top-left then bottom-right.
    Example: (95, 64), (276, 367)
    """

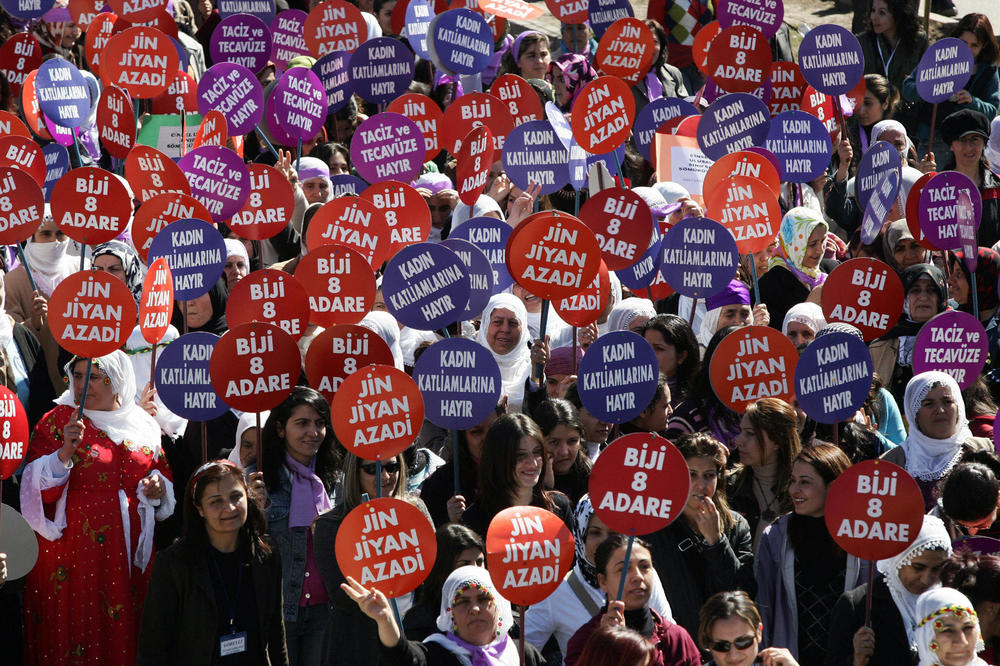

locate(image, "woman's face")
(278, 405), (326, 465)
(93, 254), (126, 284)
(360, 458), (400, 498)
(754, 239), (777, 275)
(544, 424), (582, 475)
(464, 410), (497, 461)
(857, 90), (888, 127)
(71, 359), (117, 411)
(561, 23), (589, 52)
(958, 30), (983, 61)
(578, 404), (611, 444)
(514, 435), (543, 490)
(637, 390), (672, 432)
(947, 265), (970, 305)
(583, 513), (610, 564)
(931, 612), (979, 666)
(454, 547), (486, 569)
(870, 0), (895, 36)
(801, 226), (826, 269)
(330, 150), (350, 176)
(302, 177), (329, 204)
(717, 304), (752, 329)
(894, 237), (925, 270)
(598, 544), (655, 611)
(377, 0), (396, 35)
(486, 308), (522, 354)
(518, 41), (551, 80)
(32, 218), (65, 243)
(789, 460), (829, 518)
(898, 549), (948, 595)
(224, 255), (248, 289)
(708, 616), (760, 666)
(644, 329), (683, 378)
(785, 322), (815, 351)
(907, 277), (940, 322)
(915, 383), (959, 440)
(238, 426), (259, 468)
(553, 73), (570, 107)
(685, 455), (719, 512)
(512, 283), (541, 314)
(951, 135), (986, 171)
(734, 412), (777, 469)
(179, 292), (213, 329)
(451, 585), (501, 646)
(197, 475), (248, 541)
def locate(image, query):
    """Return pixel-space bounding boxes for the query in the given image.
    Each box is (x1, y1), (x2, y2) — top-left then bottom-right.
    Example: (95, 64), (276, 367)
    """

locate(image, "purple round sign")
(381, 243), (470, 330)
(266, 67), (327, 144)
(0, 0), (54, 20)
(913, 310), (988, 390)
(798, 25), (864, 96)
(717, 0), (784, 39)
(269, 9), (309, 69)
(954, 536), (1000, 555)
(197, 63), (265, 136)
(634, 97), (699, 162)
(312, 51), (355, 115)
(587, 0), (634, 39)
(794, 331), (873, 424)
(155, 332), (230, 420)
(616, 237), (660, 291)
(330, 174), (369, 197)
(440, 238), (495, 320)
(697, 92), (771, 161)
(428, 9), (493, 76)
(42, 143), (69, 202)
(576, 331), (659, 424)
(210, 14), (273, 73)
(405, 0), (435, 60)
(502, 120), (570, 196)
(219, 0), (275, 23)
(918, 171), (982, 251)
(449, 217), (513, 293)
(35, 59), (91, 129)
(915, 37), (974, 104)
(350, 112), (424, 184)
(856, 140), (899, 210)
(860, 169), (901, 245)
(764, 110), (832, 183)
(349, 37), (415, 104)
(746, 146), (781, 174)
(569, 141), (588, 190)
(659, 217), (739, 298)
(587, 144), (626, 177)
(148, 219), (227, 301)
(412, 337), (502, 430)
(178, 145), (251, 221)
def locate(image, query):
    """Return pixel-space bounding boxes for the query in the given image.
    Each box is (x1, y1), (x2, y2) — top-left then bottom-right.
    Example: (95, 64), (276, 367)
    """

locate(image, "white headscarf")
(360, 311), (405, 370)
(597, 272), (622, 336)
(22, 206), (81, 296)
(606, 298), (656, 332)
(915, 587), (987, 666)
(901, 371), (972, 481)
(228, 410), (269, 467)
(451, 195), (505, 233)
(477, 293), (531, 412)
(224, 238), (249, 265)
(425, 566), (518, 665)
(781, 302), (826, 337)
(876, 514), (953, 646)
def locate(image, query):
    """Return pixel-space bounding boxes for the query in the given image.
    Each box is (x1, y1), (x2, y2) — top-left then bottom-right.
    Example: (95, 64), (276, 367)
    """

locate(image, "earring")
(62, 376), (68, 384)
(929, 641), (939, 652)
(103, 376), (111, 386)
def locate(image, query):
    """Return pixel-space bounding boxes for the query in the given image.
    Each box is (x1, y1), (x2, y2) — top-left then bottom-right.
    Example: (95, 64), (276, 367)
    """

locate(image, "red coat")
(564, 609), (702, 666)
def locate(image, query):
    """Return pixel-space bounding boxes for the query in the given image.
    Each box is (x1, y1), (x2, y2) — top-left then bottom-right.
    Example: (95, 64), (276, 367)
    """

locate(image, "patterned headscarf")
(915, 587), (986, 666)
(428, 566), (518, 665)
(93, 240), (146, 307)
(547, 54), (598, 109)
(882, 219), (931, 274)
(769, 207), (829, 290)
(572, 495), (600, 588)
(951, 248), (1000, 315)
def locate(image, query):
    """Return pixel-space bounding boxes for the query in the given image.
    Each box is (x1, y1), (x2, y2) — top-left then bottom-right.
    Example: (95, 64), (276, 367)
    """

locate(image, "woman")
(756, 444), (861, 663)
(949, 248), (1000, 326)
(857, 0), (929, 117)
(633, 19), (689, 111)
(171, 278), (229, 337)
(20, 352), (174, 665)
(882, 371), (994, 511)
(914, 587), (989, 666)
(642, 314), (699, 406)
(295, 156), (332, 205)
(547, 53), (598, 112)
(227, 410), (267, 469)
(501, 31), (552, 81)
(852, 73), (899, 157)
(343, 566), (544, 665)
(223, 239), (249, 290)
(260, 387), (341, 666)
(477, 293), (544, 414)
(564, 535), (701, 666)
(139, 460), (287, 665)
(359, 310), (405, 370)
(695, 280), (757, 349)
(781, 302), (826, 352)
(698, 591), (801, 666)
(93, 240), (146, 308)
(0, 277), (55, 429)
(646, 434), (755, 640)
(566, 383), (611, 460)
(619, 374), (673, 438)
(758, 207), (830, 332)
(606, 298), (657, 335)
(882, 219), (932, 274)
(577, 626), (657, 666)
(534, 399), (592, 504)
(728, 397), (802, 547)
(941, 552), (1000, 663)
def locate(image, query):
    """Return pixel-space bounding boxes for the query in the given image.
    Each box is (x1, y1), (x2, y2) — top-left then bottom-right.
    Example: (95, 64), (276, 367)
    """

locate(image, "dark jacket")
(565, 609), (701, 666)
(378, 635), (544, 666)
(138, 540), (288, 666)
(825, 577), (916, 666)
(758, 264), (811, 332)
(11, 321), (56, 430)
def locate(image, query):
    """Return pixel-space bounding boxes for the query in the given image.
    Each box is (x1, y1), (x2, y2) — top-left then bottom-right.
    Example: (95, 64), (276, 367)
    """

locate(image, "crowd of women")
(0, 0), (999, 665)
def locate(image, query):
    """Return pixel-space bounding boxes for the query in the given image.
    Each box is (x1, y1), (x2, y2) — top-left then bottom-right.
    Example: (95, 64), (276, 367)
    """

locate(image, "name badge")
(220, 631), (248, 656)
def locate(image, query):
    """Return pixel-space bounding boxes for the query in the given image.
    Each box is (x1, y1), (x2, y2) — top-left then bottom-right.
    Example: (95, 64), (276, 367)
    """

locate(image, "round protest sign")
(148, 218), (226, 301)
(709, 326), (797, 412)
(579, 188), (654, 271)
(797, 25), (863, 96)
(576, 331), (659, 423)
(332, 364), (424, 459)
(210, 322), (300, 412)
(907, 173), (937, 250)
(69, 0), (106, 29)
(313, 51), (354, 116)
(490, 74), (544, 127)
(705, 175), (780, 254)
(382, 243), (470, 330)
(193, 109), (228, 149)
(801, 86), (839, 139)
(266, 67), (327, 144)
(555, 260), (609, 327)
(633, 97), (698, 162)
(126, 145), (191, 201)
(305, 325), (394, 402)
(101, 27), (177, 98)
(227, 269), (310, 341)
(0, 135), (45, 187)
(456, 125), (493, 206)
(588, 433), (689, 535)
(84, 12), (116, 77)
(386, 93), (442, 161)
(919, 171), (982, 251)
(697, 92), (771, 161)
(545, 0), (586, 23)
(178, 145), (250, 222)
(449, 217), (513, 292)
(151, 70), (198, 114)
(428, 9), (493, 75)
(718, 0), (783, 38)
(42, 143), (68, 202)
(825, 460), (923, 560)
(132, 192), (211, 263)
(96, 85), (136, 159)
(507, 213), (602, 301)
(794, 331), (873, 424)
(587, 0), (632, 39)
(0, 33), (41, 97)
(403, 0), (435, 58)
(219, 0), (274, 22)
(350, 113), (424, 184)
(0, 0), (54, 20)
(139, 257), (173, 344)
(486, 506), (575, 606)
(349, 37), (414, 104)
(107, 0), (166, 22)
(304, 0), (367, 57)
(703, 150), (781, 200)
(821, 259), (903, 341)
(361, 181), (430, 257)
(501, 120), (570, 196)
(660, 217), (739, 298)
(856, 141), (899, 211)
(616, 239), (660, 291)
(954, 536), (1000, 555)
(571, 76), (635, 155)
(331, 174), (369, 198)
(210, 14), (272, 73)
(307, 197), (390, 268)
(198, 63), (265, 137)
(594, 18), (655, 84)
(229, 164), (294, 241)
(912, 310), (988, 390)
(296, 245), (375, 326)
(335, 497), (436, 597)
(413, 337), (501, 430)
(860, 170), (901, 245)
(0, 387), (28, 480)
(0, 110), (31, 138)
(440, 239), (494, 320)
(691, 20), (721, 75)
(915, 38), (974, 104)
(442, 92), (514, 156)
(769, 61), (807, 115)
(706, 25), (771, 94)
(0, 503), (38, 582)
(49, 270), (137, 358)
(50, 166), (131, 245)
(764, 110), (832, 183)
(18, 72), (51, 141)
(269, 9), (309, 68)
(477, 0), (542, 20)
(0, 167), (42, 245)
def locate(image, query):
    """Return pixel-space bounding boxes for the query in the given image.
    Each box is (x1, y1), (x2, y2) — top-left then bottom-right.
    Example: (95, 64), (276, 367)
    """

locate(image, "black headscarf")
(170, 278), (228, 336)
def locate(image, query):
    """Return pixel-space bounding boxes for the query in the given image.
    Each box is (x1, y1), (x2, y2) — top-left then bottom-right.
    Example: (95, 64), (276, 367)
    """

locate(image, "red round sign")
(0, 110), (31, 138)
(800, 85), (838, 142)
(386, 93), (443, 161)
(0, 387), (29, 480)
(85, 13), (117, 78)
(456, 125), (493, 206)
(97, 85), (136, 160)
(708, 326), (798, 412)
(770, 61), (807, 116)
(571, 76), (636, 155)
(579, 188), (655, 271)
(543, 0), (587, 23)
(209, 321), (301, 412)
(306, 197), (391, 268)
(825, 459), (923, 561)
(707, 25), (772, 94)
(304, 0), (367, 56)
(331, 364), (424, 460)
(442, 93), (514, 156)
(132, 192), (212, 263)
(151, 70), (199, 115)
(489, 74), (544, 127)
(296, 245), (376, 326)
(334, 497), (437, 598)
(705, 175), (781, 254)
(101, 27), (178, 99)
(107, 0), (167, 23)
(305, 325), (395, 404)
(0, 135), (45, 187)
(0, 33), (42, 97)
(51, 166), (133, 245)
(20, 71), (51, 141)
(821, 258), (903, 342)
(139, 257), (174, 344)
(704, 150), (782, 201)
(227, 164), (295, 241)
(226, 269), (311, 341)
(554, 260), (610, 327)
(595, 18), (656, 85)
(113, 8), (179, 40)
(49, 270), (138, 358)
(907, 172), (938, 251)
(0, 166), (43, 245)
(360, 180), (430, 258)
(506, 212), (602, 301)
(692, 21), (721, 76)
(126, 145), (191, 201)
(588, 433), (690, 535)
(486, 506), (575, 606)
(69, 0), (108, 29)
(193, 109), (228, 149)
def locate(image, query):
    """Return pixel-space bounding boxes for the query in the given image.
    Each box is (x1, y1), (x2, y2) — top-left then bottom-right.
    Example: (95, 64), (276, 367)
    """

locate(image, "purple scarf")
(443, 631), (515, 666)
(285, 453), (332, 529)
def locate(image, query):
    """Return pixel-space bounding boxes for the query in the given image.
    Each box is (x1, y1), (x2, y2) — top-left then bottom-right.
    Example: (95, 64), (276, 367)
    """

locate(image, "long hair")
(864, 73), (898, 117)
(676, 433), (735, 532)
(953, 13), (999, 65)
(413, 524), (484, 609)
(532, 399), (592, 495)
(182, 460), (271, 560)
(687, 325), (739, 403)
(340, 451), (409, 511)
(643, 314), (700, 398)
(698, 590), (761, 651)
(788, 444), (851, 551)
(261, 386), (342, 493)
(478, 414), (555, 515)
(941, 551), (1000, 606)
(576, 626), (657, 666)
(867, 0), (922, 50)
(736, 398), (801, 511)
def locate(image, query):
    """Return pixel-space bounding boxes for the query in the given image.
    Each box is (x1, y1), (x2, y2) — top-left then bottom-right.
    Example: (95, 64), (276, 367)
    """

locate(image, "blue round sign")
(381, 242), (470, 330)
(915, 37), (975, 104)
(568, 141), (588, 190)
(697, 93), (771, 161)
(587, 0), (634, 39)
(860, 169), (901, 246)
(440, 238), (495, 320)
(42, 143), (69, 202)
(349, 37), (415, 105)
(449, 216), (513, 292)
(856, 140), (899, 211)
(148, 219), (227, 301)
(35, 59), (91, 129)
(313, 51), (355, 115)
(577, 331), (659, 424)
(634, 97), (699, 162)
(659, 217), (739, 298)
(405, 0), (435, 60)
(413, 337), (502, 430)
(794, 331), (873, 424)
(764, 110), (832, 183)
(429, 9), (493, 76)
(616, 237), (661, 291)
(502, 120), (570, 196)
(797, 25), (864, 96)
(155, 332), (230, 420)
(330, 174), (369, 198)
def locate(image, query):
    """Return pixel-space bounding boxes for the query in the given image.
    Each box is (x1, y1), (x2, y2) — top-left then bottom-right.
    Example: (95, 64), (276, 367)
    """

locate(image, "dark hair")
(635, 373), (670, 421)
(182, 460), (271, 559)
(643, 314), (700, 398)
(953, 13), (999, 65)
(643, 19), (669, 69)
(963, 376), (998, 419)
(867, 0), (923, 50)
(688, 325), (739, 403)
(864, 73), (898, 116)
(340, 451), (409, 509)
(746, 398), (801, 479)
(594, 534), (652, 578)
(942, 462), (1000, 522)
(698, 590), (761, 651)
(940, 551), (1000, 605)
(533, 399), (592, 496)
(310, 141), (351, 171)
(413, 524), (485, 609)
(261, 386), (342, 492)
(576, 625), (657, 666)
(788, 444), (851, 553)
(676, 433), (735, 532)
(478, 414), (555, 515)
(500, 32), (549, 77)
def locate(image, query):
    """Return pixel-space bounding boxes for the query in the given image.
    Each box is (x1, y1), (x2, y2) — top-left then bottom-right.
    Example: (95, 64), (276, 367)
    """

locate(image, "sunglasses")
(360, 461), (400, 475)
(709, 635), (756, 652)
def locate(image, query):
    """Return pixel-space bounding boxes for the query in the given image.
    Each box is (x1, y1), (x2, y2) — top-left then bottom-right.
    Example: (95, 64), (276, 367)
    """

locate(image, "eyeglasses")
(360, 461), (400, 475)
(709, 635), (756, 652)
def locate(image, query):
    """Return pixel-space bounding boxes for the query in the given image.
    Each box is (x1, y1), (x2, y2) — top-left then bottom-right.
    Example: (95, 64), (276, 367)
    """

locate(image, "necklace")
(753, 474), (778, 523)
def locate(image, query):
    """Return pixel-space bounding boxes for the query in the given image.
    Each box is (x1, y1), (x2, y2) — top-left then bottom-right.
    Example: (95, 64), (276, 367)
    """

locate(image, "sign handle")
(79, 245), (87, 272)
(150, 342), (158, 387)
(534, 300), (550, 382)
(863, 558), (875, 627)
(926, 104), (939, 162)
(77, 357), (93, 419)
(832, 420), (839, 446)
(390, 598), (404, 635)
(452, 430), (461, 497)
(256, 126), (280, 161)
(572, 329), (578, 373)
(375, 459), (383, 498)
(255, 411), (262, 473)
(748, 257), (761, 306)
(440, 327), (451, 339)
(971, 271), (979, 320)
(615, 534), (635, 602)
(70, 128), (84, 169)
(14, 245), (38, 293)
(573, 190), (580, 217)
(201, 420), (208, 466)
(518, 605), (527, 666)
(296, 139), (302, 176)
(688, 297), (697, 329)
(923, 0), (931, 36)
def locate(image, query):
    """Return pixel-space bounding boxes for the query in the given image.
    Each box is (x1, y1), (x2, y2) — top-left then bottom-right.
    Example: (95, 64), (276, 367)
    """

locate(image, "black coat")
(824, 576), (916, 666)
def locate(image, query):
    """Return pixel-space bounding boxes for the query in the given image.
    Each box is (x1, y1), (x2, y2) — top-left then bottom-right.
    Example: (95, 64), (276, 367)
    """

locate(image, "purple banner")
(42, 143), (68, 202)
(219, 0), (275, 23)
(616, 237), (661, 291)
(856, 140), (899, 211)
(413, 337), (501, 430)
(860, 169), (900, 245)
(350, 112), (424, 184)
(587, 0), (633, 39)
(266, 67), (327, 144)
(35, 59), (91, 129)
(269, 9), (309, 69)
(405, 0), (435, 60)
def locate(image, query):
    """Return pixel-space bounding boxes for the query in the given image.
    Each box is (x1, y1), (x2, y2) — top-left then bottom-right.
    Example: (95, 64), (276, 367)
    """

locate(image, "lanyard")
(875, 36), (898, 79)
(212, 556), (244, 631)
